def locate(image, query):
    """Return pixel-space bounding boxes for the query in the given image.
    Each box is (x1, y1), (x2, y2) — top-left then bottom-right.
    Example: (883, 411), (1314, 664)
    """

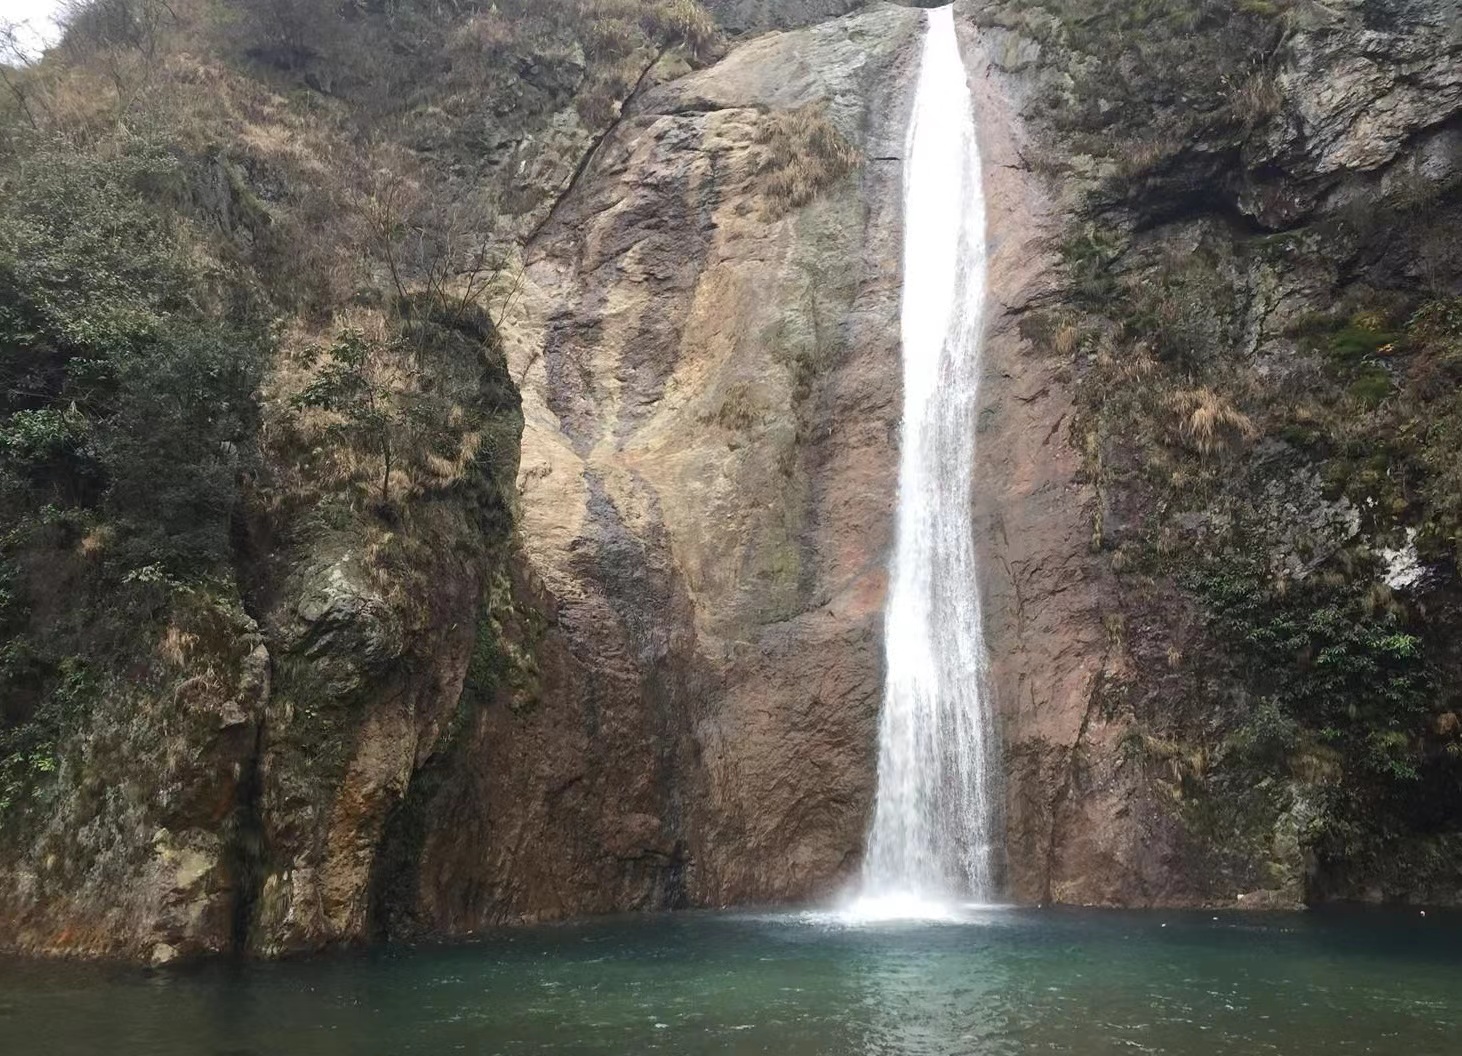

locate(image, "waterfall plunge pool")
(3, 906), (1460, 1055)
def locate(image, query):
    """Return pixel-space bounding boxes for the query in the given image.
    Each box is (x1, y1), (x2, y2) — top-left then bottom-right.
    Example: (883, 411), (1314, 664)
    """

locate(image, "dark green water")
(3, 907), (1460, 1055)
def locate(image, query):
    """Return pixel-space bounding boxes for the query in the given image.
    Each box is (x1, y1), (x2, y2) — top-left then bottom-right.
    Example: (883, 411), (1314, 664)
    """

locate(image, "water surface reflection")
(1, 907), (1459, 1055)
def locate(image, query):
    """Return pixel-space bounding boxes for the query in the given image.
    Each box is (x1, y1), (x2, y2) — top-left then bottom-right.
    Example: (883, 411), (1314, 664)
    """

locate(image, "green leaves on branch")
(1204, 567), (1431, 781)
(1198, 562), (1454, 867)
(292, 325), (475, 513)
(0, 138), (263, 579)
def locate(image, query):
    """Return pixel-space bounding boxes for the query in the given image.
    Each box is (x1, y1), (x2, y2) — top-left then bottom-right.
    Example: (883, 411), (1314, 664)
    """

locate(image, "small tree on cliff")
(290, 319), (500, 518)
(293, 328), (422, 512)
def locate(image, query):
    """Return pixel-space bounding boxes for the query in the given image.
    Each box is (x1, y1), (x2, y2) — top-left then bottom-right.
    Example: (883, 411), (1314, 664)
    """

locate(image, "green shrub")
(0, 136), (266, 813)
(1347, 364), (1393, 407)
(1225, 698), (1300, 766)
(0, 652), (93, 817)
(1328, 325), (1404, 364)
(0, 138), (263, 576)
(1196, 561), (1453, 868)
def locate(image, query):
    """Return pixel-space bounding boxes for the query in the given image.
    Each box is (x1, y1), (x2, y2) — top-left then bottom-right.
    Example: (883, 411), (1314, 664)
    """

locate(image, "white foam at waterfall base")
(836, 892), (963, 924)
(799, 893), (1011, 929)
(857, 4), (999, 912)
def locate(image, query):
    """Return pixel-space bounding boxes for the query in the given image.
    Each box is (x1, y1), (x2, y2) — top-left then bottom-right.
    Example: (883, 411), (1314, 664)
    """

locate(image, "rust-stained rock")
(5, 0), (1460, 966)
(396, 3), (925, 927)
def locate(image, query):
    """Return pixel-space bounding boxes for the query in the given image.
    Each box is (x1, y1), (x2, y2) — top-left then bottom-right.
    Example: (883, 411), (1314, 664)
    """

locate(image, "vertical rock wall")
(959, 0), (1462, 907)
(955, 14), (1118, 905)
(392, 4), (925, 928)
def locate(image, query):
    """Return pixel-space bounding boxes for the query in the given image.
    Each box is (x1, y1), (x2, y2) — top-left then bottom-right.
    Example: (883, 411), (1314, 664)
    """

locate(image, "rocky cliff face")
(390, 3), (924, 930)
(1, 0), (1459, 966)
(960, 0), (1462, 906)
(0, 0), (922, 961)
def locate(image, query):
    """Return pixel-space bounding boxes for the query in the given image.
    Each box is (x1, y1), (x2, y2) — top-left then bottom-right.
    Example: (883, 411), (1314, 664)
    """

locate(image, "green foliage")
(1288, 314), (1405, 411)
(1197, 561), (1456, 868)
(0, 654), (93, 816)
(0, 136), (266, 813)
(1416, 393), (1462, 558)
(1060, 224), (1123, 307)
(1347, 364), (1392, 408)
(0, 139), (264, 574)
(0, 407), (90, 478)
(1225, 698), (1300, 767)
(1327, 325), (1404, 364)
(1409, 298), (1462, 351)
(1203, 567), (1431, 773)
(0, 141), (185, 343)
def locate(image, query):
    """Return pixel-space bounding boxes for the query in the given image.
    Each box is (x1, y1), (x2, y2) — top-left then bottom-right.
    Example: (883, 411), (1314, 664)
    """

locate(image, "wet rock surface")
(3, 0), (1459, 964)
(963, 0), (1462, 907)
(395, 3), (924, 926)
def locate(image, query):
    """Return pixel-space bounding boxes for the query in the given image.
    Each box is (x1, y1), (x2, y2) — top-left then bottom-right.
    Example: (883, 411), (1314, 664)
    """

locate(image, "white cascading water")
(854, 4), (997, 918)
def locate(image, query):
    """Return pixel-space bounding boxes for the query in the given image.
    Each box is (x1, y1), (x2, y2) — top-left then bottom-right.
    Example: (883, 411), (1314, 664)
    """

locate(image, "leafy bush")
(0, 136), (265, 812)
(0, 139), (263, 576)
(1197, 562), (1457, 867)
(1203, 567), (1431, 772)
(0, 655), (89, 816)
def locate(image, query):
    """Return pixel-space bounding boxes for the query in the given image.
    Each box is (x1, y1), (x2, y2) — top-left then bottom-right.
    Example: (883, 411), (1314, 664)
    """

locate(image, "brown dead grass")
(1168, 386), (1256, 457)
(158, 624), (199, 668)
(1230, 69), (1282, 127)
(1053, 322), (1081, 356)
(757, 103), (861, 219)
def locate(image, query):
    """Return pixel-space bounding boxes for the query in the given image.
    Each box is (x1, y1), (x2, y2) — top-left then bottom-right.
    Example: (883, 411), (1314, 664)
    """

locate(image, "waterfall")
(857, 4), (997, 915)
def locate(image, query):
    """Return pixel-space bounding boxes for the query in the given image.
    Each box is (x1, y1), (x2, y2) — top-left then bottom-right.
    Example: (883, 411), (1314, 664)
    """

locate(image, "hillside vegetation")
(981, 0), (1462, 901)
(0, 0), (716, 959)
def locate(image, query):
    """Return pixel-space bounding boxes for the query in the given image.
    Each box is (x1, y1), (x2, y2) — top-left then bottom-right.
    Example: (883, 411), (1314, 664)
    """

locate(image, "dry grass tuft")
(1115, 136), (1180, 180)
(655, 0), (718, 62)
(1053, 322), (1081, 356)
(158, 624), (200, 668)
(1230, 70), (1282, 127)
(756, 103), (861, 219)
(578, 0), (718, 62)
(1350, 309), (1387, 333)
(78, 527), (111, 557)
(1289, 745), (1344, 783)
(573, 0), (719, 125)
(1168, 386), (1256, 457)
